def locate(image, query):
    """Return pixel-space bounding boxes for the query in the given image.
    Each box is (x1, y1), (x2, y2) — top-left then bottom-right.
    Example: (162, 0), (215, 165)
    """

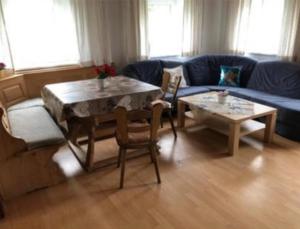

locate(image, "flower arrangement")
(95, 63), (116, 79)
(0, 62), (6, 71)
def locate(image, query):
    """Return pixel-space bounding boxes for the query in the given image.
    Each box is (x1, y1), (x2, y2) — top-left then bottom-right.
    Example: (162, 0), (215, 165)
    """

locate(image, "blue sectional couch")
(122, 55), (300, 141)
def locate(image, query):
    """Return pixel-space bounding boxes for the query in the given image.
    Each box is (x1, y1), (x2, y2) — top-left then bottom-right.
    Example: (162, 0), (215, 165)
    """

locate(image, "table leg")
(67, 118), (82, 144)
(264, 112), (277, 143)
(0, 197), (4, 219)
(85, 118), (96, 171)
(228, 122), (240, 156)
(177, 100), (186, 128)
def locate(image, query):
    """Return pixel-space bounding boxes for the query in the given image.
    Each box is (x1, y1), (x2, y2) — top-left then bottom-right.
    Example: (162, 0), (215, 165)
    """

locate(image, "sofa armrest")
(0, 107), (27, 162)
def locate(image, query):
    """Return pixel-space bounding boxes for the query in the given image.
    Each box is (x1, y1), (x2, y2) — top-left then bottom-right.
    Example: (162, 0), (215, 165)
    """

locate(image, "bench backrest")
(0, 102), (10, 134)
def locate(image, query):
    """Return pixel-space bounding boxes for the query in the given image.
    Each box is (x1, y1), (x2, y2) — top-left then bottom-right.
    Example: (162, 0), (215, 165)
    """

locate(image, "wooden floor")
(2, 120), (300, 229)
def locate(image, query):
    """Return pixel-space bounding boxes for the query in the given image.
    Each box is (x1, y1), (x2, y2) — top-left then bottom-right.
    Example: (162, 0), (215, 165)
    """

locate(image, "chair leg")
(150, 145), (161, 184)
(149, 146), (154, 163)
(167, 110), (177, 138)
(119, 148), (127, 189)
(0, 199), (4, 219)
(117, 147), (122, 168)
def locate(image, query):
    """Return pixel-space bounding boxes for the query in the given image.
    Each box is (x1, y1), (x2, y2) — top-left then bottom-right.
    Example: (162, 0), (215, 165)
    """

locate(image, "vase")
(99, 78), (105, 91)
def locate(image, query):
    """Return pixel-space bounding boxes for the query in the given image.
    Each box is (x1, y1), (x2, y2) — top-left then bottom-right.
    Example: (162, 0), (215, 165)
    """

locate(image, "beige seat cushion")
(8, 107), (65, 150)
(7, 98), (44, 112)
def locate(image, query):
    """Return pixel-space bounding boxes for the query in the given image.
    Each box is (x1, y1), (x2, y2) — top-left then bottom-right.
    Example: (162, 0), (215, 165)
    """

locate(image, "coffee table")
(177, 91), (277, 155)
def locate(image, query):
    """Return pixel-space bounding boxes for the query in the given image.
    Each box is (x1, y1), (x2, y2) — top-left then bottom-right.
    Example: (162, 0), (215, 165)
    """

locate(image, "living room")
(1, 0), (300, 228)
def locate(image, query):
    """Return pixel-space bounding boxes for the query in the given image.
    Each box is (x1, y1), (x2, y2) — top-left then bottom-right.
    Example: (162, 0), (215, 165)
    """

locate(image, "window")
(235, 0), (285, 55)
(147, 0), (184, 57)
(1, 0), (79, 70)
(0, 6), (12, 69)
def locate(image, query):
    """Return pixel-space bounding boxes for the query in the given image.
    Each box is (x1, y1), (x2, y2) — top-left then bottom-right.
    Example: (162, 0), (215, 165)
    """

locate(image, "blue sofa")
(122, 55), (300, 141)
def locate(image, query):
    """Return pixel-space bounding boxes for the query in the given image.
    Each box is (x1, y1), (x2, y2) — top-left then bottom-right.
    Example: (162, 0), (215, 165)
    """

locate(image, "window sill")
(15, 64), (89, 75)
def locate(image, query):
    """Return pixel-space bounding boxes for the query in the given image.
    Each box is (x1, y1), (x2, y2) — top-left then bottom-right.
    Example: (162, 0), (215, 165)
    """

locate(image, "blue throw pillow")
(218, 65), (242, 87)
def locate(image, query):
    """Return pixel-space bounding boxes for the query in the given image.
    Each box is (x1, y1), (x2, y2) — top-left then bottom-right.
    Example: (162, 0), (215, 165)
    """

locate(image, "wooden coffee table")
(177, 91), (277, 155)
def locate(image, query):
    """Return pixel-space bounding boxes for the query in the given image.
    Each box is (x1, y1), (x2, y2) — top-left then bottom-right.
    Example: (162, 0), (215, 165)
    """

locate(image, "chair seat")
(128, 121), (150, 132)
(116, 121), (151, 147)
(128, 132), (150, 145)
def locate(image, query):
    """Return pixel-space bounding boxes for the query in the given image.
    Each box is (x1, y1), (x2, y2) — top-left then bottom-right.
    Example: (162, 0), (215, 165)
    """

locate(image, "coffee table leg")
(228, 123), (240, 156)
(264, 112), (277, 143)
(177, 100), (186, 128)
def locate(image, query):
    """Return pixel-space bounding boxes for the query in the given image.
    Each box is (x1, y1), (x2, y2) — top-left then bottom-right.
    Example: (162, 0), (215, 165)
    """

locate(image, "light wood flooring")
(1, 120), (300, 229)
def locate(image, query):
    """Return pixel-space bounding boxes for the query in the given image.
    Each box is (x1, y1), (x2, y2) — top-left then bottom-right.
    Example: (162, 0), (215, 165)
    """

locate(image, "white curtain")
(182, 0), (204, 56)
(71, 0), (147, 67)
(2, 0), (79, 70)
(278, 0), (300, 59)
(71, 0), (112, 66)
(0, 1), (13, 70)
(120, 0), (149, 64)
(232, 0), (300, 59)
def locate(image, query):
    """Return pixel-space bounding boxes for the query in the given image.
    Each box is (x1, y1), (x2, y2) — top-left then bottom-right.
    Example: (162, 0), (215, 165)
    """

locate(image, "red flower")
(94, 64), (116, 78)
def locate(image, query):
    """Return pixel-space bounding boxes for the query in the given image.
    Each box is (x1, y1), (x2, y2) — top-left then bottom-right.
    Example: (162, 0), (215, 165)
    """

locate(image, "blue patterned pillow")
(218, 65), (242, 87)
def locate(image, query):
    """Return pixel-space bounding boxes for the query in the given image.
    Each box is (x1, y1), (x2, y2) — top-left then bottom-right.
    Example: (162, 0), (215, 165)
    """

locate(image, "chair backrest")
(114, 102), (164, 145)
(161, 71), (181, 102)
(149, 101), (164, 140)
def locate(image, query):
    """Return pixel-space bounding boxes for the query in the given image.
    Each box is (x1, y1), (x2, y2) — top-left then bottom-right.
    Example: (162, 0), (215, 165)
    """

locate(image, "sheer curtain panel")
(0, 1), (13, 70)
(2, 0), (80, 70)
(232, 0), (300, 59)
(182, 0), (204, 56)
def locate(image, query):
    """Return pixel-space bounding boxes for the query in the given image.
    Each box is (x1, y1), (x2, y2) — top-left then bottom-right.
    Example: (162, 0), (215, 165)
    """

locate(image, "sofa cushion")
(7, 98), (44, 112)
(229, 88), (300, 141)
(218, 65), (242, 87)
(247, 61), (300, 99)
(122, 60), (163, 86)
(185, 55), (257, 87)
(165, 86), (209, 102)
(229, 88), (300, 124)
(164, 66), (188, 88)
(8, 107), (65, 150)
(230, 88), (296, 107)
(161, 60), (191, 85)
(207, 85), (240, 92)
(229, 88), (299, 107)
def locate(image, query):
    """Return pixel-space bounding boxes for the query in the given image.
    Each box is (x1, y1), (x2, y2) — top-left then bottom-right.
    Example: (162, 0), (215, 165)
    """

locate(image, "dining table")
(41, 76), (162, 171)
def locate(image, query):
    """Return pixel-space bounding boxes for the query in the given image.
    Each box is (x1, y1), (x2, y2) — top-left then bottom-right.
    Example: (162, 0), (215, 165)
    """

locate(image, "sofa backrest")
(122, 60), (163, 86)
(184, 55), (257, 87)
(247, 61), (300, 99)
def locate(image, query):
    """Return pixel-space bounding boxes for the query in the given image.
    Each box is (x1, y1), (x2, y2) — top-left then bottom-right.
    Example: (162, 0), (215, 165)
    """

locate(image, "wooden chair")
(114, 102), (164, 189)
(160, 71), (182, 138)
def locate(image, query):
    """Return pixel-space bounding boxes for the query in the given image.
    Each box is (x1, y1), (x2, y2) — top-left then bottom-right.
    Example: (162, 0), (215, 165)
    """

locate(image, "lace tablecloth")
(42, 76), (162, 121)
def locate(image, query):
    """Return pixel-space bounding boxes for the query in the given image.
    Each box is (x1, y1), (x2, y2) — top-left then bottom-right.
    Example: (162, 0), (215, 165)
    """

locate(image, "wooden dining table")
(41, 76), (162, 171)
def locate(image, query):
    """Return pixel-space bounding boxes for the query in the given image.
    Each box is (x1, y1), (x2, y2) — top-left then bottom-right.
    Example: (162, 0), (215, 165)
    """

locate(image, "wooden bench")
(0, 99), (67, 218)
